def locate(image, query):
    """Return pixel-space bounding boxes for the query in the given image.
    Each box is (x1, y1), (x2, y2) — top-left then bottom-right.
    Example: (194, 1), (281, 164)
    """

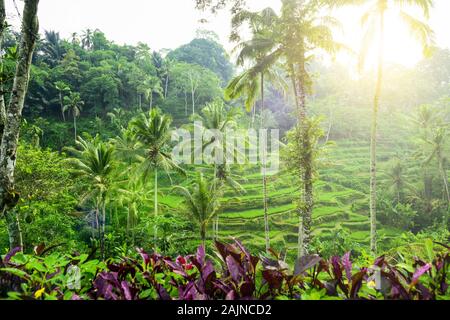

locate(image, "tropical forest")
(0, 0), (449, 301)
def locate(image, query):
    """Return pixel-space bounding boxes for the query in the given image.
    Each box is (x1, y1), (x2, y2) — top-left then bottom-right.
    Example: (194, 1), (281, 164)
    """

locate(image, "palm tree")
(107, 107), (127, 130)
(413, 105), (439, 207)
(232, 0), (344, 257)
(162, 57), (174, 99)
(41, 30), (64, 66)
(65, 136), (115, 258)
(63, 92), (84, 141)
(384, 158), (406, 204)
(226, 7), (285, 252)
(174, 172), (221, 246)
(81, 29), (94, 50)
(334, 0), (434, 253)
(424, 128), (450, 209)
(130, 108), (185, 248)
(54, 81), (70, 122)
(116, 179), (152, 245)
(192, 100), (244, 239)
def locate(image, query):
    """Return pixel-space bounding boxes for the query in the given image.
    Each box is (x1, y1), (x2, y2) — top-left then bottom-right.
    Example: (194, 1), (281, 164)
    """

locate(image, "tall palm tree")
(54, 81), (70, 122)
(413, 105), (438, 206)
(63, 92), (84, 141)
(226, 7), (285, 252)
(232, 0), (344, 257)
(116, 179), (152, 245)
(424, 127), (450, 208)
(192, 100), (244, 239)
(384, 158), (406, 204)
(334, 0), (434, 253)
(81, 29), (94, 50)
(174, 172), (221, 247)
(130, 108), (185, 248)
(65, 136), (115, 258)
(41, 30), (64, 67)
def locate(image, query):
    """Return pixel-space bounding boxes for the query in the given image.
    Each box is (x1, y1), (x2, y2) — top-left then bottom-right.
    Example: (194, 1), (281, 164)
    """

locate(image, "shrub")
(0, 239), (449, 300)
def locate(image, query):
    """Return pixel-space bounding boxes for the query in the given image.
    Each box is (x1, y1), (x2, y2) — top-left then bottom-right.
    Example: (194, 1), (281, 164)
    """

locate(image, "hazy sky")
(4, 0), (450, 67)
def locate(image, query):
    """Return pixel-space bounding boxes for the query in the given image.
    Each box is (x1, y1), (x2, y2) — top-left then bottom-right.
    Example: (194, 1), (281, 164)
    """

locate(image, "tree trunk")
(0, 0), (39, 252)
(154, 168), (158, 250)
(201, 223), (206, 248)
(184, 92), (188, 116)
(164, 74), (169, 99)
(439, 159), (450, 204)
(101, 201), (106, 259)
(251, 105), (256, 129)
(212, 165), (218, 239)
(191, 88), (195, 116)
(149, 92), (153, 111)
(260, 73), (270, 253)
(60, 92), (65, 122)
(0, 0), (7, 138)
(297, 215), (304, 260)
(291, 55), (313, 256)
(73, 115), (77, 141)
(5, 209), (22, 250)
(370, 12), (385, 255)
(325, 106), (333, 144)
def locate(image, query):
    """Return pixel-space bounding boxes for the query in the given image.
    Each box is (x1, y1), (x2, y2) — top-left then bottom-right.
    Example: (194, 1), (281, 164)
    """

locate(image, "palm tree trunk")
(60, 92), (65, 122)
(297, 215), (304, 260)
(73, 115), (77, 141)
(201, 223), (206, 248)
(291, 56), (313, 255)
(438, 159), (450, 228)
(325, 106), (333, 144)
(370, 12), (385, 255)
(184, 92), (188, 116)
(154, 167), (158, 250)
(260, 73), (270, 253)
(191, 88), (195, 116)
(101, 201), (106, 259)
(213, 165), (218, 239)
(149, 92), (153, 111)
(5, 209), (22, 250)
(164, 74), (169, 99)
(251, 105), (256, 129)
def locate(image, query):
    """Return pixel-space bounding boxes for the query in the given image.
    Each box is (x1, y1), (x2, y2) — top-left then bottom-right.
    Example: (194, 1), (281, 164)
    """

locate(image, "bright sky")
(4, 0), (450, 67)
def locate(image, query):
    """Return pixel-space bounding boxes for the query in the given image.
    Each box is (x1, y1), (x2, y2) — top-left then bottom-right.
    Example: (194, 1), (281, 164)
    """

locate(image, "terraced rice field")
(159, 140), (402, 260)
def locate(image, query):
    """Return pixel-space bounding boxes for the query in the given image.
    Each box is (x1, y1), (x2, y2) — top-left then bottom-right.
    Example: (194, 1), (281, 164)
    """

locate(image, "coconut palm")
(81, 28), (94, 50)
(130, 108), (185, 248)
(384, 158), (406, 204)
(173, 172), (221, 246)
(230, 0), (344, 257)
(116, 179), (152, 245)
(333, 0), (434, 253)
(226, 7), (287, 252)
(65, 135), (116, 258)
(107, 107), (127, 130)
(192, 100), (244, 238)
(41, 30), (64, 67)
(424, 127), (450, 208)
(63, 92), (84, 141)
